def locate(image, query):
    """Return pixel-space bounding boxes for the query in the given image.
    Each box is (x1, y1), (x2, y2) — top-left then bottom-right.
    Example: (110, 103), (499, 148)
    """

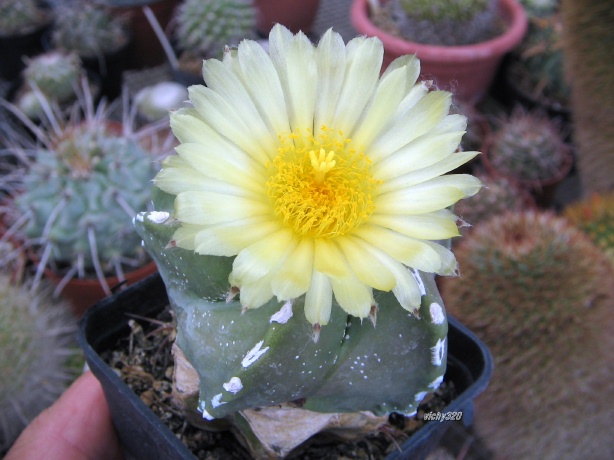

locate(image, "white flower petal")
(304, 270), (332, 325)
(337, 236), (396, 291)
(333, 35), (383, 136)
(331, 274), (373, 319)
(313, 239), (351, 278)
(192, 218), (282, 256)
(271, 238), (314, 300)
(175, 191), (270, 225)
(369, 210), (460, 240)
(269, 25), (317, 131)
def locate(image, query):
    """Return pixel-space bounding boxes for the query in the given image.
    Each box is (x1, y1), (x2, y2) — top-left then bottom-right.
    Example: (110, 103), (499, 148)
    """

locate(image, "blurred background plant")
(440, 210), (614, 459)
(369, 0), (503, 46)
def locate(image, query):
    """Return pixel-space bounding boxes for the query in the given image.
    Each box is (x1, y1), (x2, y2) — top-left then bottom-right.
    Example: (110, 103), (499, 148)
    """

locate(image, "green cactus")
(51, 2), (129, 58)
(486, 107), (570, 184)
(173, 0), (256, 60)
(23, 51), (82, 103)
(519, 0), (559, 18)
(439, 210), (614, 459)
(0, 274), (79, 454)
(565, 192), (614, 267)
(510, 12), (569, 111)
(561, 0), (614, 194)
(454, 172), (534, 231)
(371, 0), (501, 46)
(1, 85), (167, 297)
(135, 198), (449, 456)
(0, 0), (51, 37)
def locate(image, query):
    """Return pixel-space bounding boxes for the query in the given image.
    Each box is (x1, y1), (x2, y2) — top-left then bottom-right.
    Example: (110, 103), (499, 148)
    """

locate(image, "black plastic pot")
(79, 273), (493, 460)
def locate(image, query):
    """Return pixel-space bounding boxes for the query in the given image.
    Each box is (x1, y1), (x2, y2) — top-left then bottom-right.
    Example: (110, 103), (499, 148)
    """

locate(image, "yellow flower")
(155, 25), (480, 327)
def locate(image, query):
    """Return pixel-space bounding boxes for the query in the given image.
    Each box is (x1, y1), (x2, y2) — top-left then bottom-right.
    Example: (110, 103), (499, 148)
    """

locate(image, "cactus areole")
(135, 25), (480, 420)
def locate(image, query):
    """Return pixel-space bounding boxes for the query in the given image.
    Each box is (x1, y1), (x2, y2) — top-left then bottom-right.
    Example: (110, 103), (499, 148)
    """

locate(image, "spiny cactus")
(454, 172), (535, 231)
(0, 275), (79, 454)
(510, 12), (569, 112)
(519, 0), (559, 18)
(371, 0), (500, 46)
(561, 0), (614, 194)
(173, 0), (256, 60)
(485, 107), (571, 185)
(0, 0), (51, 37)
(439, 210), (614, 459)
(51, 2), (129, 58)
(565, 192), (614, 267)
(1, 82), (169, 298)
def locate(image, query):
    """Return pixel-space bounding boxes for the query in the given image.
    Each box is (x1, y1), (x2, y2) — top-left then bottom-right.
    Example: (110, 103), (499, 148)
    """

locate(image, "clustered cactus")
(371, 0), (501, 46)
(440, 210), (614, 459)
(0, 275), (79, 455)
(173, 0), (256, 60)
(565, 192), (614, 267)
(486, 107), (570, 184)
(0, 0), (51, 37)
(51, 2), (129, 58)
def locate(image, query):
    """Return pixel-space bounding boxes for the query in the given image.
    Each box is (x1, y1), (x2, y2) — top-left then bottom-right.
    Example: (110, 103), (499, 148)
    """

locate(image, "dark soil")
(101, 306), (457, 459)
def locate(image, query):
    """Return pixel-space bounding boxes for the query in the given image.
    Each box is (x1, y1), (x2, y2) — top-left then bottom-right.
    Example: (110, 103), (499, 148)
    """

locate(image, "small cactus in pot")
(0, 0), (52, 38)
(135, 25), (481, 457)
(1, 82), (174, 315)
(483, 106), (572, 203)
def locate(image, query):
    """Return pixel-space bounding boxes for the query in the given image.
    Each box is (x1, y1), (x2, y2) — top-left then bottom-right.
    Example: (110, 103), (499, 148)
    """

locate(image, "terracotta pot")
(350, 0), (528, 105)
(254, 0), (321, 36)
(44, 260), (158, 318)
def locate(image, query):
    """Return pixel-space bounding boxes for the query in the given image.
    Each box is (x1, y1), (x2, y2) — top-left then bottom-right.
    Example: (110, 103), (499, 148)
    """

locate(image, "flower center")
(266, 126), (378, 239)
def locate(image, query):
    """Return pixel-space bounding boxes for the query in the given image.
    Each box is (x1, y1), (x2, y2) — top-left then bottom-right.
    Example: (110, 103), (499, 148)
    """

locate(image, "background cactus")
(371, 0), (501, 46)
(51, 2), (129, 58)
(561, 0), (614, 194)
(439, 210), (614, 459)
(485, 106), (571, 185)
(564, 192), (614, 267)
(173, 0), (256, 61)
(453, 171), (535, 232)
(0, 0), (51, 37)
(135, 195), (450, 457)
(0, 274), (79, 455)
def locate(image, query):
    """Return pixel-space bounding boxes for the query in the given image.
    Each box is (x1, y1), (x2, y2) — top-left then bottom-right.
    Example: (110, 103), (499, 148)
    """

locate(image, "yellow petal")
(369, 210), (460, 240)
(353, 224), (443, 273)
(231, 229), (296, 284)
(236, 275), (275, 310)
(313, 239), (350, 279)
(331, 274), (373, 319)
(337, 236), (396, 291)
(304, 270), (332, 325)
(271, 238), (314, 300)
(192, 218), (282, 256)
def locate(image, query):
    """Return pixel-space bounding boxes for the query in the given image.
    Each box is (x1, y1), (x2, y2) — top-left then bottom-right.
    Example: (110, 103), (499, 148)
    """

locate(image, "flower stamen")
(310, 148), (336, 184)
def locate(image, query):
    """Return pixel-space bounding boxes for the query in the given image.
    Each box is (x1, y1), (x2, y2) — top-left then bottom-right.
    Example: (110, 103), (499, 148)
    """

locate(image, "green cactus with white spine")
(372, 0), (500, 46)
(0, 0), (51, 37)
(14, 123), (154, 273)
(23, 51), (82, 103)
(439, 210), (614, 459)
(51, 2), (129, 58)
(487, 107), (569, 184)
(173, 0), (256, 60)
(0, 274), (79, 454)
(135, 192), (449, 456)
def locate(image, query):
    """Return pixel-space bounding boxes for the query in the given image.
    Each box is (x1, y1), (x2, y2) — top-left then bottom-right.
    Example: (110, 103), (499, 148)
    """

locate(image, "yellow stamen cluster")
(266, 127), (378, 239)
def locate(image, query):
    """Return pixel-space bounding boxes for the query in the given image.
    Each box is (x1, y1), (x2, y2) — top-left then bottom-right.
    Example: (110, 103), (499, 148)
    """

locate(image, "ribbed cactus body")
(0, 276), (78, 454)
(561, 0), (614, 193)
(440, 210), (614, 458)
(15, 123), (154, 271)
(174, 0), (256, 58)
(135, 200), (449, 419)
